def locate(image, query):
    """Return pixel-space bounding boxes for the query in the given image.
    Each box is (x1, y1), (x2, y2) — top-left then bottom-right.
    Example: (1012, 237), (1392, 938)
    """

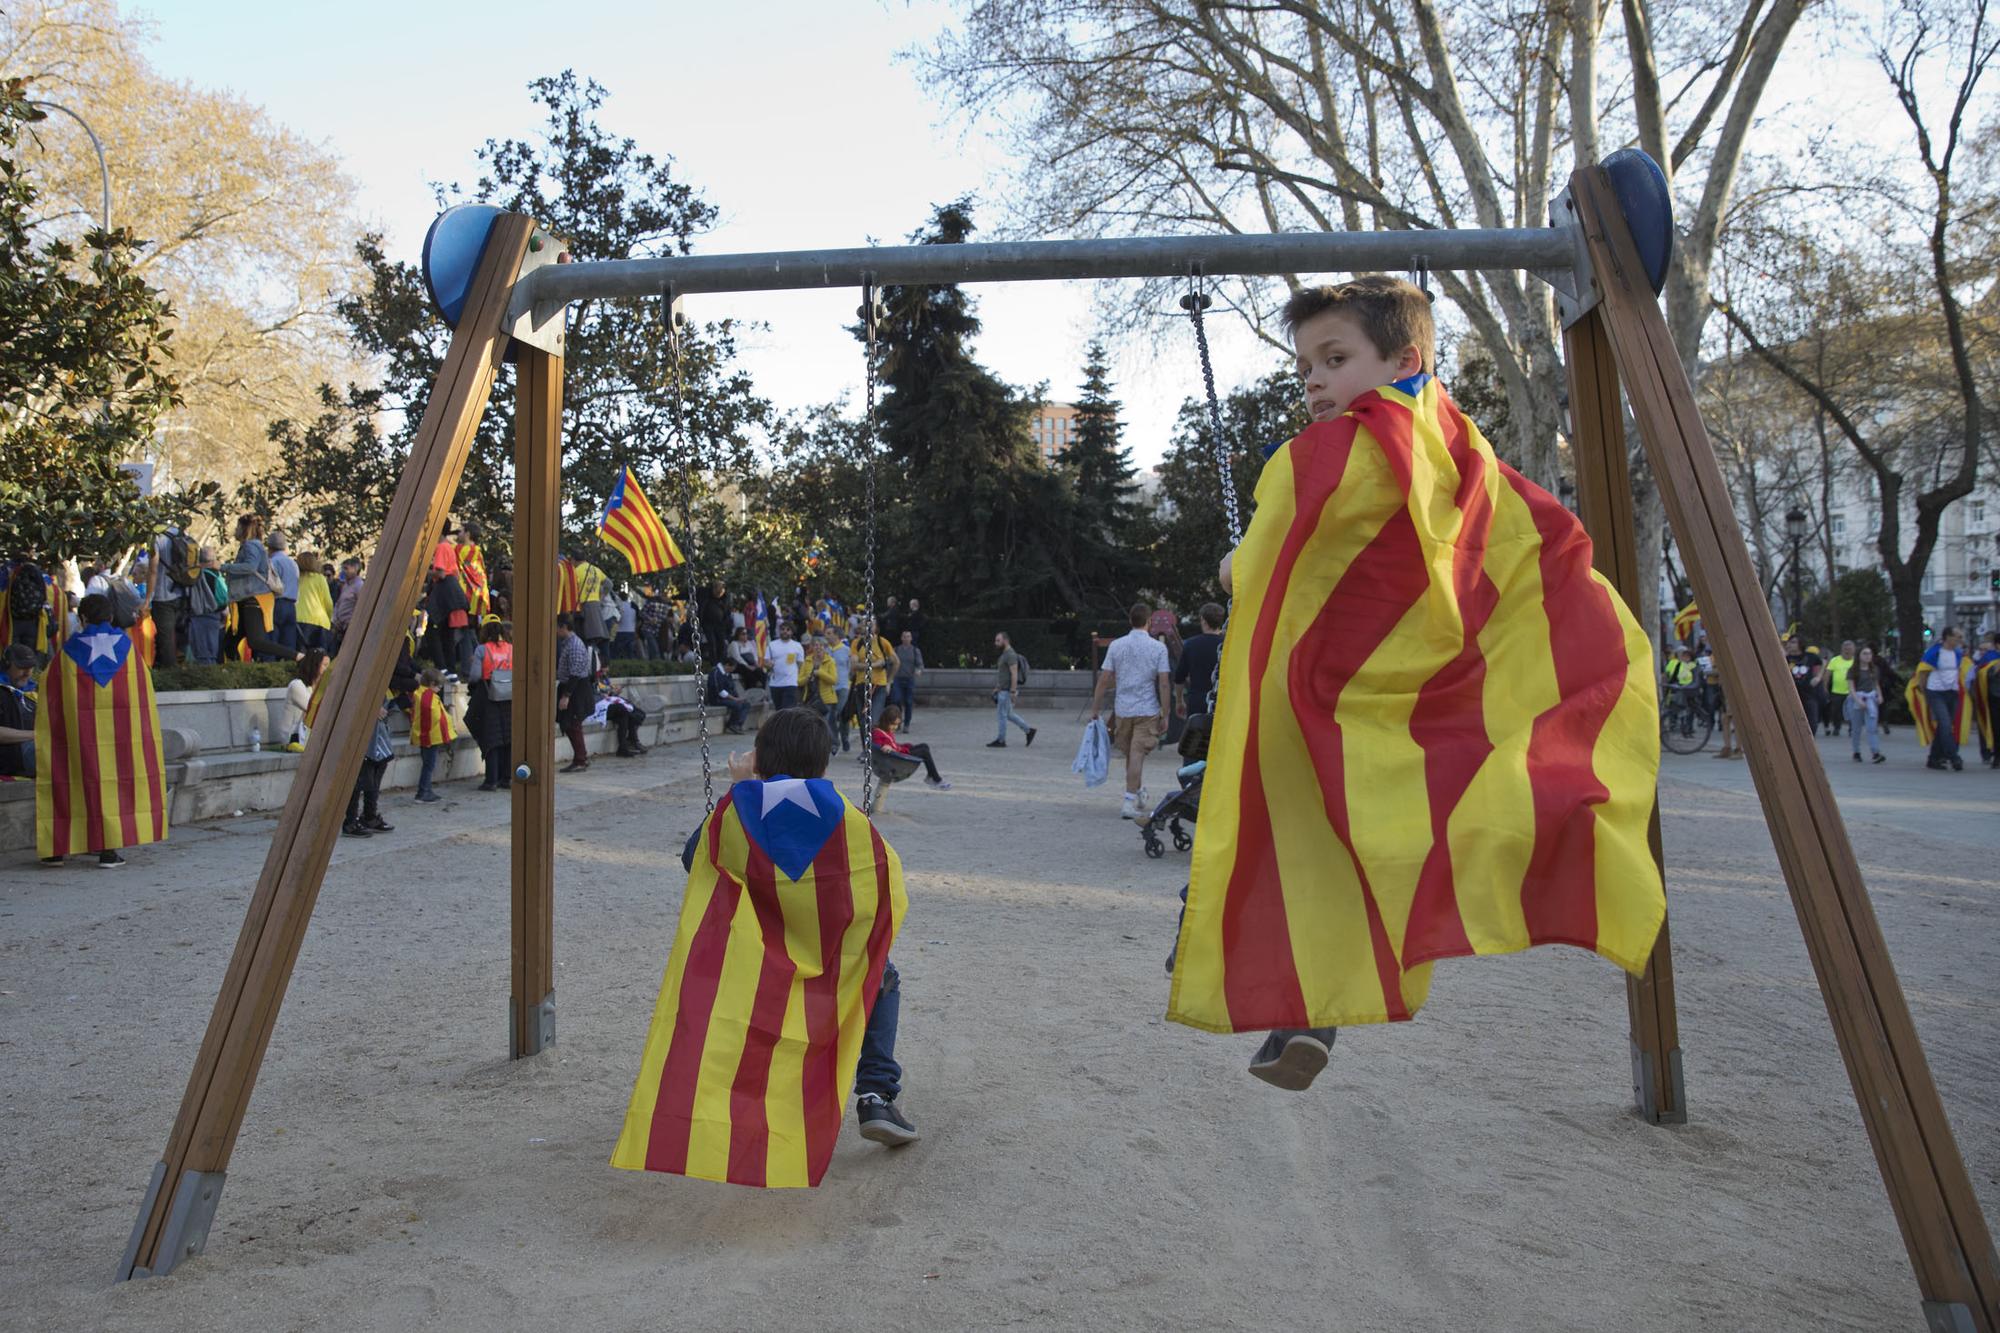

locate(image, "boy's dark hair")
(78, 592), (112, 625)
(419, 667), (442, 688)
(1129, 601), (1151, 628)
(755, 706), (832, 779)
(484, 619), (512, 644)
(1199, 601), (1226, 629)
(879, 703), (903, 728)
(1281, 274), (1436, 373)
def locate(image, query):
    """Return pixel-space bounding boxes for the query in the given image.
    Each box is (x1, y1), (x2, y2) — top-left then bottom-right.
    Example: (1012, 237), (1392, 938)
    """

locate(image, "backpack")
(1016, 655), (1032, 688)
(189, 568), (223, 616)
(483, 643), (515, 702)
(9, 562), (46, 619)
(106, 577), (143, 628)
(164, 531), (199, 589)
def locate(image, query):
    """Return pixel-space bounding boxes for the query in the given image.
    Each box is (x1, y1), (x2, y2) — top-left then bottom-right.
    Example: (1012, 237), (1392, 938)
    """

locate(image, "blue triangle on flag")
(64, 626), (131, 688)
(731, 778), (846, 880)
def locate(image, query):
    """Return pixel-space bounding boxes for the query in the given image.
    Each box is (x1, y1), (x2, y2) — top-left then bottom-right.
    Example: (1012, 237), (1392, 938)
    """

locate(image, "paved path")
(1, 707), (1994, 1331)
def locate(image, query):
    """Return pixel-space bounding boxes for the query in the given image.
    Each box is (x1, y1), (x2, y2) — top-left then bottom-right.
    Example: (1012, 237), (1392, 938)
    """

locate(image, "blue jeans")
(611, 631), (638, 659)
(855, 959), (902, 1101)
(189, 612), (221, 665)
(1846, 692), (1879, 757)
(995, 690), (1031, 740)
(273, 596), (298, 651)
(418, 744), (441, 797)
(889, 676), (916, 727)
(1927, 689), (1961, 764)
(770, 685), (799, 710)
(295, 623), (326, 653)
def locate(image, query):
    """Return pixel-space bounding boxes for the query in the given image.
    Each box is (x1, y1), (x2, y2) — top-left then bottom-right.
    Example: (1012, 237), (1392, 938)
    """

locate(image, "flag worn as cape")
(613, 778), (906, 1188)
(1169, 375), (1664, 1032)
(36, 624), (168, 858)
(600, 467), (685, 575)
(228, 593), (276, 662)
(557, 557), (582, 615)
(411, 686), (454, 748)
(1907, 658), (1975, 747)
(1673, 601), (1700, 644)
(458, 541), (490, 618)
(1974, 653), (1998, 752)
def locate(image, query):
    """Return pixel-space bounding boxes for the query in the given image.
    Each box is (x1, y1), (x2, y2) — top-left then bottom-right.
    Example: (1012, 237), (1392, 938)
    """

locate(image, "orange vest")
(482, 641), (514, 679)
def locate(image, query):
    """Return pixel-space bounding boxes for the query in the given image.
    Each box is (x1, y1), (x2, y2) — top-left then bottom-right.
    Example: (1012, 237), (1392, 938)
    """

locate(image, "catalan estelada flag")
(410, 686), (454, 748)
(36, 623), (168, 858)
(1673, 601), (1700, 644)
(599, 467), (684, 575)
(557, 557), (582, 615)
(458, 540), (491, 618)
(1169, 375), (1663, 1032)
(1907, 654), (1974, 748)
(613, 777), (906, 1188)
(1974, 654), (1998, 752)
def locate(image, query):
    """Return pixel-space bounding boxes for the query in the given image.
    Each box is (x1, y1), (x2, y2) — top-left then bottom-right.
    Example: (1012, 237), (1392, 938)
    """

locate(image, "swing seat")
(870, 750), (924, 785)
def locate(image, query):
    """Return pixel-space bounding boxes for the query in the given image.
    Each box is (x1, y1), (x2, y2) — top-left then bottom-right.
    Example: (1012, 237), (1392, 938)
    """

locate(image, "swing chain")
(663, 288), (715, 812)
(858, 279), (882, 811)
(1183, 273), (1240, 545)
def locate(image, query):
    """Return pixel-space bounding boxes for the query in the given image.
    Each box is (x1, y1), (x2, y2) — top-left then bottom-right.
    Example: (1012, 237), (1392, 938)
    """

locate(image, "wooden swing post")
(1572, 162), (2000, 1333)
(511, 345), (561, 1057)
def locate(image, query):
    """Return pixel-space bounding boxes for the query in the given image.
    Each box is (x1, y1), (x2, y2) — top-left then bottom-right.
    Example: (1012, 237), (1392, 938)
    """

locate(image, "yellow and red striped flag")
(411, 685), (454, 748)
(557, 557), (582, 615)
(614, 777), (906, 1188)
(599, 467), (684, 575)
(1169, 375), (1663, 1032)
(1974, 657), (1997, 752)
(1673, 600), (1700, 644)
(36, 623), (169, 858)
(1907, 655), (1974, 748)
(458, 540), (491, 618)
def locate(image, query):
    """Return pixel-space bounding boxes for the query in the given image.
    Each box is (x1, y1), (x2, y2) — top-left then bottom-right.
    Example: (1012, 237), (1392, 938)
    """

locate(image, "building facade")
(1030, 402), (1079, 463)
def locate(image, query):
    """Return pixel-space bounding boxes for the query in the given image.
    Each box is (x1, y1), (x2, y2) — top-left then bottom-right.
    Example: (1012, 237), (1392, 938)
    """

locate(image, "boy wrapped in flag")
(1171, 276), (1664, 1090)
(613, 707), (916, 1188)
(36, 593), (168, 868)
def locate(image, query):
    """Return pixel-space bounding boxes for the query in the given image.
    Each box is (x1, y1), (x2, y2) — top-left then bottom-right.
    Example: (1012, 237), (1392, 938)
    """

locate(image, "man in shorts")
(1090, 601), (1172, 819)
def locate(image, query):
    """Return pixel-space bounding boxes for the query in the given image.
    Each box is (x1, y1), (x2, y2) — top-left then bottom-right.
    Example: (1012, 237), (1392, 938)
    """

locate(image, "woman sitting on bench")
(871, 704), (951, 790)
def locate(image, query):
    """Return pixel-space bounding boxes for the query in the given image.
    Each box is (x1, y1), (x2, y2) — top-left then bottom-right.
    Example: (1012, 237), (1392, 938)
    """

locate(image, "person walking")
(986, 630), (1037, 749)
(1089, 602), (1172, 819)
(1172, 602), (1225, 718)
(830, 634), (854, 752)
(804, 635), (840, 739)
(1916, 627), (1969, 771)
(766, 622), (805, 710)
(848, 616), (899, 731)
(1825, 640), (1856, 738)
(1784, 635), (1824, 732)
(1846, 645), (1885, 763)
(555, 616), (596, 773)
(472, 619), (515, 790)
(890, 629), (923, 731)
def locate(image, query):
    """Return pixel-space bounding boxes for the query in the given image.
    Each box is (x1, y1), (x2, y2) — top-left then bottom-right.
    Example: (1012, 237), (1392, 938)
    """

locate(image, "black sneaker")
(1024, 727), (1037, 748)
(1851, 752), (1862, 762)
(1248, 1029), (1336, 1091)
(96, 850), (126, 868)
(363, 815), (394, 833)
(1874, 753), (1887, 764)
(342, 821), (372, 838)
(986, 739), (1007, 748)
(39, 855), (63, 868)
(476, 782), (497, 792)
(856, 1094), (919, 1146)
(1948, 756), (1964, 771)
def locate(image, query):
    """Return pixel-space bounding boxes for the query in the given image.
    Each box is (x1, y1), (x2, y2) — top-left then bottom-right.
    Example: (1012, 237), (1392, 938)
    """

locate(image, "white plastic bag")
(1072, 717), (1110, 788)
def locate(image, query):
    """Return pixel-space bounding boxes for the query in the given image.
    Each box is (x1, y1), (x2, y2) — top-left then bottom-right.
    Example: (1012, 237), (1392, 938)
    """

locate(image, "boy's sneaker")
(986, 739), (1006, 748)
(97, 850), (126, 868)
(856, 1094), (919, 1146)
(39, 855), (63, 868)
(924, 777), (953, 790)
(1120, 791), (1138, 819)
(1248, 1028), (1337, 1091)
(1024, 727), (1037, 747)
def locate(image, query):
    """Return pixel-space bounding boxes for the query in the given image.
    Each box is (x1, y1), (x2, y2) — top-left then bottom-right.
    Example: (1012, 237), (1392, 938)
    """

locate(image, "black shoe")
(986, 739), (1006, 748)
(363, 814), (394, 832)
(561, 760), (589, 773)
(476, 782), (497, 792)
(1024, 727), (1037, 748)
(39, 855), (64, 868)
(856, 1094), (919, 1146)
(415, 791), (442, 803)
(1852, 752), (1862, 762)
(342, 821), (372, 838)
(1926, 759), (1948, 770)
(97, 850), (126, 868)
(1248, 1029), (1336, 1091)
(1948, 756), (1964, 771)
(1874, 753), (1887, 763)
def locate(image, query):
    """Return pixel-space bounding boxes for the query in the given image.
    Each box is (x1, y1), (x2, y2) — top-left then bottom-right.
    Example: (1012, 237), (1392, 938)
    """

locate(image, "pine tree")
(1060, 340), (1146, 604)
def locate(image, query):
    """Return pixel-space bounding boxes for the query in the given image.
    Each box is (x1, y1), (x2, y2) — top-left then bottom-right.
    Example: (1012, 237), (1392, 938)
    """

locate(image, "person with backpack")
(222, 514), (288, 662)
(473, 619), (514, 791)
(987, 629), (1038, 750)
(187, 547), (229, 665)
(148, 523), (197, 667)
(8, 558), (50, 651)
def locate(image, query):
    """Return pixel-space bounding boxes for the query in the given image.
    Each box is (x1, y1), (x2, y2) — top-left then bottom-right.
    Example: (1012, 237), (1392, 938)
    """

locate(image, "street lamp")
(1785, 506), (1807, 630)
(28, 99), (110, 232)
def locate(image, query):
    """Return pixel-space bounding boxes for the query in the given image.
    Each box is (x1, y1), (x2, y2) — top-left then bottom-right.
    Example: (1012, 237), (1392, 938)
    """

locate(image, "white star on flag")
(760, 778), (820, 818)
(83, 630), (122, 664)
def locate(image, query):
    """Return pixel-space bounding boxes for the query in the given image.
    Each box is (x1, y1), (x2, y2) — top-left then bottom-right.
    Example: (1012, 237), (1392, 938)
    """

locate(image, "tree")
(0, 79), (191, 562)
(1059, 340), (1148, 603)
(1715, 0), (1996, 663)
(246, 73), (769, 585)
(1148, 368), (1304, 609)
(2, 0), (366, 501)
(872, 200), (1087, 617)
(740, 401), (872, 596)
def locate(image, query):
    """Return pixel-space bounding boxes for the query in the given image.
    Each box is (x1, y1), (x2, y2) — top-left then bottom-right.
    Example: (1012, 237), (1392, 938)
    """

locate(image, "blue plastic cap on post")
(420, 204), (506, 329)
(1602, 148), (1673, 296)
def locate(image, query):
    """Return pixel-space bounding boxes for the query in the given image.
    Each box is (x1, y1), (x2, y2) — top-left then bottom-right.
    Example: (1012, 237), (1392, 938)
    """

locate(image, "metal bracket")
(1923, 1301), (1977, 1333)
(1538, 192), (1601, 330)
(120, 1166), (225, 1278)
(510, 990), (557, 1057)
(502, 228), (572, 356)
(1630, 1040), (1689, 1125)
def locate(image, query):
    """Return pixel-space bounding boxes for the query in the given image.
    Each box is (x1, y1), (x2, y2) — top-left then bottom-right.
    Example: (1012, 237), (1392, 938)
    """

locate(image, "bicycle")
(1660, 684), (1713, 754)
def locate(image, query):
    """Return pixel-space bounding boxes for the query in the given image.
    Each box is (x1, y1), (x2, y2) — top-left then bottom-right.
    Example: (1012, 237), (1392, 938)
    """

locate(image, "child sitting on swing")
(872, 703), (952, 790)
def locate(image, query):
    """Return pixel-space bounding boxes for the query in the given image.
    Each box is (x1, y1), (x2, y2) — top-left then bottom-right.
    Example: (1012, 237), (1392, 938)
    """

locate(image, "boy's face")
(1292, 308), (1421, 424)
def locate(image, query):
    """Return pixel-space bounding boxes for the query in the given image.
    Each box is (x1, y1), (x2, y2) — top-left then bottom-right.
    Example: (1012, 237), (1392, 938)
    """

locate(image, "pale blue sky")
(129, 0), (1275, 464)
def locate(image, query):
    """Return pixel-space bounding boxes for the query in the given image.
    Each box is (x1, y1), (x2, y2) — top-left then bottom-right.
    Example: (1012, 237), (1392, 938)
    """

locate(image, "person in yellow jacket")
(804, 635), (841, 739)
(846, 616), (900, 732)
(295, 553), (334, 653)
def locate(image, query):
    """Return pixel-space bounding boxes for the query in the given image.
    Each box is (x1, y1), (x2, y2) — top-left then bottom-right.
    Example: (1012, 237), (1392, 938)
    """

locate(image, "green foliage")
(0, 79), (207, 561)
(913, 617), (1124, 670)
(1147, 368), (1303, 610)
(737, 404), (872, 597)
(151, 661), (301, 693)
(1800, 568), (1897, 650)
(1441, 335), (1515, 465)
(1055, 341), (1149, 606)
(244, 72), (768, 576)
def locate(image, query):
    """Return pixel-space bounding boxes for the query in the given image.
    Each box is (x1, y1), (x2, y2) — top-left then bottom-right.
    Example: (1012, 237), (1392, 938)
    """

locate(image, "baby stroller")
(1141, 711), (1211, 859)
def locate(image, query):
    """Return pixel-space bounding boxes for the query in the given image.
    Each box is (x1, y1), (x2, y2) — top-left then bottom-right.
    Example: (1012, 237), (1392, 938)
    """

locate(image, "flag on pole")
(1673, 600), (1700, 644)
(599, 467), (684, 575)
(613, 778), (906, 1188)
(35, 623), (169, 858)
(1169, 375), (1664, 1032)
(745, 592), (770, 661)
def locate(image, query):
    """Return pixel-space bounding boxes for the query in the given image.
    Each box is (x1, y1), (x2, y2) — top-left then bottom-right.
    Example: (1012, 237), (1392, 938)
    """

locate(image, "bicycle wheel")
(1662, 705), (1712, 755)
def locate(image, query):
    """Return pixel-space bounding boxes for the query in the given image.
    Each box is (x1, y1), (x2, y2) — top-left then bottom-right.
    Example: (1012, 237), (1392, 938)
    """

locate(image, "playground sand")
(1, 710), (1997, 1332)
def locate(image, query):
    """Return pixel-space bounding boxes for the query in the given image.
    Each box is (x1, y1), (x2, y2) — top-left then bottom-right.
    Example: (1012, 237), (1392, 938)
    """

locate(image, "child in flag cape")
(410, 668), (455, 803)
(613, 707), (916, 1189)
(35, 593), (169, 868)
(1176, 275), (1664, 1091)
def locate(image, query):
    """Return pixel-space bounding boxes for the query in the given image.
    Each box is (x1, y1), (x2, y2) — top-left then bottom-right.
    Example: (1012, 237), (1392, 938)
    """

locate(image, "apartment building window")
(1830, 513), (1845, 539)
(1973, 499), (1988, 528)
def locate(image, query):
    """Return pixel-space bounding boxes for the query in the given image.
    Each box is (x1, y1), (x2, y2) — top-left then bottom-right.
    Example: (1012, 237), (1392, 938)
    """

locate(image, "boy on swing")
(613, 707), (916, 1192)
(1174, 275), (1664, 1091)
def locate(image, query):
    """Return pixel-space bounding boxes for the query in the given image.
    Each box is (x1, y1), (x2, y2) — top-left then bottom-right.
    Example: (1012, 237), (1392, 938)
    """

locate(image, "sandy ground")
(1, 705), (1996, 1332)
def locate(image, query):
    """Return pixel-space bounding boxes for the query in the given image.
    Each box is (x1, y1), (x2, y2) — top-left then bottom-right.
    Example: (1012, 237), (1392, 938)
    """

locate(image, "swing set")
(113, 151), (1999, 1332)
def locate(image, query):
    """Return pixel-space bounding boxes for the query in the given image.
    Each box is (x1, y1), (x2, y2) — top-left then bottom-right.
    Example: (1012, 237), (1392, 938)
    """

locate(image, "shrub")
(151, 662), (302, 693)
